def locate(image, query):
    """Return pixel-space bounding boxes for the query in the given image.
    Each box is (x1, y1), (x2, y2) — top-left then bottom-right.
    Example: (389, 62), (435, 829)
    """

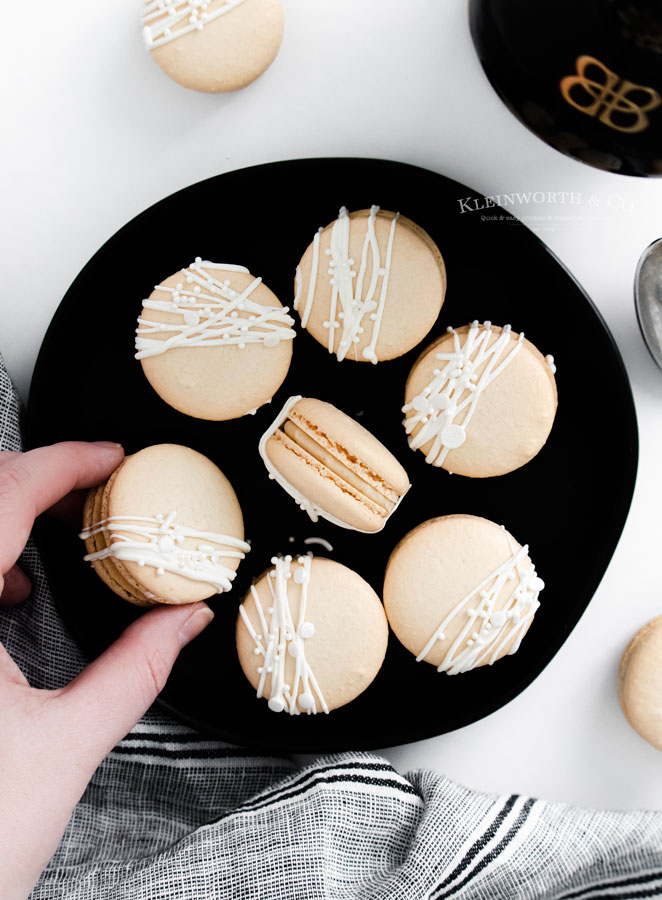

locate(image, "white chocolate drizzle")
(79, 511), (250, 594)
(402, 321), (524, 467)
(135, 258), (295, 360)
(293, 265), (303, 311)
(239, 555), (328, 715)
(142, 0), (247, 50)
(417, 535), (544, 675)
(295, 227), (322, 328)
(258, 395), (407, 533)
(297, 206), (399, 364)
(303, 536), (334, 552)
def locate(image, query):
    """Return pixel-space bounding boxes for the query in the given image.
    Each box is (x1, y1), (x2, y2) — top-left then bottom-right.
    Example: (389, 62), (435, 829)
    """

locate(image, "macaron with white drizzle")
(137, 258), (295, 421)
(80, 444), (249, 606)
(142, 0), (284, 94)
(384, 514), (544, 674)
(294, 206), (446, 363)
(403, 322), (557, 478)
(236, 555), (388, 714)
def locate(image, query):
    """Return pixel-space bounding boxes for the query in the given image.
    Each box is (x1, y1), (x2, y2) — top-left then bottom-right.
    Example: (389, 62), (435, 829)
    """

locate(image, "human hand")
(0, 442), (214, 900)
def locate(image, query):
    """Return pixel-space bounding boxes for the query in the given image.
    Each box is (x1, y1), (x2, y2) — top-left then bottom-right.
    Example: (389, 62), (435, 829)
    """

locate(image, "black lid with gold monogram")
(470, 0), (662, 176)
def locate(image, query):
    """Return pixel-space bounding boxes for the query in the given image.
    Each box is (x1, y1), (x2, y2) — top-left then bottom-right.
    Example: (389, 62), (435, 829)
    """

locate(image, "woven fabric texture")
(1, 356), (661, 900)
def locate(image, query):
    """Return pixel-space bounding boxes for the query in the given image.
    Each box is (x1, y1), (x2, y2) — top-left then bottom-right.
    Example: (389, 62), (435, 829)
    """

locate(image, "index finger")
(0, 441), (124, 573)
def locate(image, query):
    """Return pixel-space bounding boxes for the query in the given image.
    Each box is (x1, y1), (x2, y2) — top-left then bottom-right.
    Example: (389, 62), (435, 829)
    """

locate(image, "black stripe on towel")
(556, 871), (662, 900)
(433, 798), (535, 899)
(428, 795), (519, 899)
(238, 771), (419, 815)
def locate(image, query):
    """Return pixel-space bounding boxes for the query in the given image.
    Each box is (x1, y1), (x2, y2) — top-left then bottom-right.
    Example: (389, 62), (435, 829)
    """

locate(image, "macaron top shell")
(144, 0), (285, 94)
(384, 515), (542, 673)
(618, 617), (662, 750)
(236, 555), (389, 714)
(403, 323), (557, 477)
(137, 261), (294, 421)
(295, 207), (446, 363)
(105, 444), (245, 603)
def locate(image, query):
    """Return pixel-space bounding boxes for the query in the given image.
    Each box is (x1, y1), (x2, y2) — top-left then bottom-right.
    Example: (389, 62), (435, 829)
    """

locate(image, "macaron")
(258, 395), (410, 532)
(384, 515), (544, 674)
(402, 321), (557, 477)
(135, 258), (295, 421)
(236, 554), (388, 714)
(142, 0), (284, 93)
(618, 617), (662, 749)
(294, 206), (446, 364)
(80, 443), (249, 606)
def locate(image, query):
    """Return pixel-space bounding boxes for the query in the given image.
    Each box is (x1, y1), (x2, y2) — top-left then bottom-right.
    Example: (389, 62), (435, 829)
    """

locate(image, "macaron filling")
(280, 420), (394, 513)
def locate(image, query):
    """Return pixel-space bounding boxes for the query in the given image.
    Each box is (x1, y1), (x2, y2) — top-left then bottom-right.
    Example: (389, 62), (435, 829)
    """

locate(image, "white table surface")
(3, 0), (662, 811)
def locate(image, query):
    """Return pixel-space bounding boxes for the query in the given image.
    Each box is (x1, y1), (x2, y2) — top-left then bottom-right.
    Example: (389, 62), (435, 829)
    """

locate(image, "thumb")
(57, 602), (214, 768)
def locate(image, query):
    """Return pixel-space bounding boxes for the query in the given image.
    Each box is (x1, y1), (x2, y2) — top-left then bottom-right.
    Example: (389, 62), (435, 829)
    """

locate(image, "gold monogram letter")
(560, 55), (661, 133)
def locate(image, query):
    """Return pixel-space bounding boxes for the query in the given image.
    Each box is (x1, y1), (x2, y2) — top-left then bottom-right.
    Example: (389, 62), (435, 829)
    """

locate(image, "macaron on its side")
(290, 397), (410, 503)
(259, 396), (410, 532)
(99, 471), (188, 607)
(384, 514), (543, 674)
(279, 421), (398, 510)
(144, 0), (285, 94)
(294, 207), (446, 363)
(236, 555), (389, 714)
(403, 322), (557, 478)
(136, 261), (295, 421)
(265, 429), (387, 532)
(618, 617), (662, 749)
(81, 444), (249, 605)
(82, 483), (153, 607)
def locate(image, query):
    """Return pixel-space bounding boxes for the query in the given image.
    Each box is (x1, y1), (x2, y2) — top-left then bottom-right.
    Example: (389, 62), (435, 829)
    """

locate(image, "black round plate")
(26, 158), (638, 752)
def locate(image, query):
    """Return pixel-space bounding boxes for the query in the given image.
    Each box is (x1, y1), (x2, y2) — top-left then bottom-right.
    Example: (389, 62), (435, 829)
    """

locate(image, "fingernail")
(92, 441), (124, 450)
(178, 604), (215, 648)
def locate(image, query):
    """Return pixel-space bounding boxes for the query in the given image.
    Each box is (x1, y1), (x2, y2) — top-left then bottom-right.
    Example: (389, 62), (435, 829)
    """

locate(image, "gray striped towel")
(2, 355), (662, 900)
